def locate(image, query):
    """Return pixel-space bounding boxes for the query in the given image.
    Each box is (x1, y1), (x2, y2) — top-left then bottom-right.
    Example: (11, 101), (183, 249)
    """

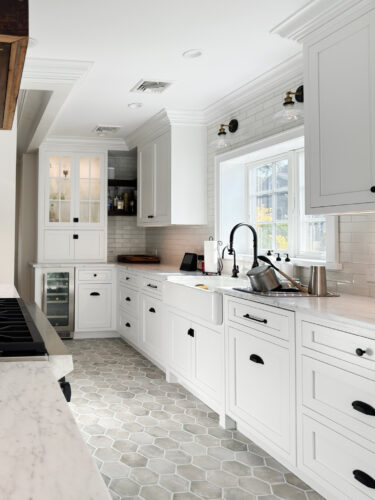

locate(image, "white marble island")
(0, 361), (111, 500)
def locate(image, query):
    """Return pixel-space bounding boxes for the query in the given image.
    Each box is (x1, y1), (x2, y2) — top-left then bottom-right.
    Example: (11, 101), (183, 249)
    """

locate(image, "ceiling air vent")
(94, 125), (121, 136)
(130, 79), (172, 94)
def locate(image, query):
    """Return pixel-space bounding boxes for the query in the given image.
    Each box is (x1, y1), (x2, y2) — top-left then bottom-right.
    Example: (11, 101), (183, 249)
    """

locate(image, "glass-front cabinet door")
(48, 156), (72, 223)
(78, 155), (102, 224)
(43, 269), (74, 334)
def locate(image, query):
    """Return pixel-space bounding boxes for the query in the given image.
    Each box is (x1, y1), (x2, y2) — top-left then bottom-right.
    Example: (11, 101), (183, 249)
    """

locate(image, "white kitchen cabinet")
(43, 230), (104, 262)
(118, 309), (138, 345)
(76, 283), (112, 331)
(227, 324), (292, 457)
(303, 7), (375, 213)
(166, 307), (224, 413)
(135, 111), (207, 227)
(139, 294), (164, 366)
(37, 145), (107, 262)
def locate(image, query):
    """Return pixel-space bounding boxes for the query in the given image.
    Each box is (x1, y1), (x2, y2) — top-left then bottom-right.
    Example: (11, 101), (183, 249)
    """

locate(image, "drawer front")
(302, 356), (375, 444)
(78, 269), (113, 283)
(118, 310), (138, 346)
(141, 276), (163, 296)
(76, 283), (112, 330)
(228, 325), (291, 453)
(140, 295), (164, 363)
(119, 285), (139, 315)
(302, 320), (375, 369)
(227, 298), (291, 341)
(302, 415), (375, 500)
(118, 269), (140, 289)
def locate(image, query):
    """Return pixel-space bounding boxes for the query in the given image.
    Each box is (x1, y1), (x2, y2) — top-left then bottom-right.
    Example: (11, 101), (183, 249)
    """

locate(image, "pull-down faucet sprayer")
(228, 223), (259, 276)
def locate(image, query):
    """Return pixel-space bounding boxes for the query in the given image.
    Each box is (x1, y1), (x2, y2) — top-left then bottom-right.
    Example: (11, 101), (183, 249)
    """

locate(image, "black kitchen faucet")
(228, 223), (259, 277)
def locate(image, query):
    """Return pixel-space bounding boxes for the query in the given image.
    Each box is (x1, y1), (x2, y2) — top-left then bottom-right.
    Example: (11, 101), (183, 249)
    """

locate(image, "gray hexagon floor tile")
(65, 339), (324, 500)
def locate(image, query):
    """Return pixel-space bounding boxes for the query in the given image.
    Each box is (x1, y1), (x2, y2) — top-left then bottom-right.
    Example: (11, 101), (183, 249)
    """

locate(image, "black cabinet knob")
(73, 234), (79, 240)
(126, 297), (131, 302)
(125, 322), (131, 328)
(355, 348), (367, 357)
(73, 217), (79, 222)
(147, 215), (154, 218)
(371, 187), (375, 193)
(187, 328), (195, 338)
(93, 274), (97, 277)
(249, 354), (264, 365)
(149, 307), (156, 313)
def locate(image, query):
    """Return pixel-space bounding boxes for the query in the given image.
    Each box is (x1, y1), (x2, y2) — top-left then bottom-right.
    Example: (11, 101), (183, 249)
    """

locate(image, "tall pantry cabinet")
(37, 143), (107, 263)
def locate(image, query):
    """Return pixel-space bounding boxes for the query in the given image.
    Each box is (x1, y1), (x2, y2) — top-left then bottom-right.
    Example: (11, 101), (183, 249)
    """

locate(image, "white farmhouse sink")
(164, 275), (248, 325)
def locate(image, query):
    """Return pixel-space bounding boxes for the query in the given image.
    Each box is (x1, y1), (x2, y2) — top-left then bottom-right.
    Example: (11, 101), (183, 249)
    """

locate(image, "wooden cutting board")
(117, 255), (160, 264)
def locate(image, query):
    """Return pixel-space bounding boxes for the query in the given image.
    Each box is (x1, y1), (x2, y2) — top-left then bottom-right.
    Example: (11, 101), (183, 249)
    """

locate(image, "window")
(217, 132), (339, 266)
(247, 149), (326, 260)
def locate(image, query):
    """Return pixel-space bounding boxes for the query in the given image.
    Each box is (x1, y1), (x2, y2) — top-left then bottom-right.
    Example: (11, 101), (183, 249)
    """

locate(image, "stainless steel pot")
(247, 265), (281, 292)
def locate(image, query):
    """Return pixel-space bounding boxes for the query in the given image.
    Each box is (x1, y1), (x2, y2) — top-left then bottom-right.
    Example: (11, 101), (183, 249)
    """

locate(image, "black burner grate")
(0, 298), (47, 357)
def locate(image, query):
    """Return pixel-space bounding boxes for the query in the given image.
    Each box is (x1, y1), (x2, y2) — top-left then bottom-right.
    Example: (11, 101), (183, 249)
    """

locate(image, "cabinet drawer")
(302, 356), (375, 444)
(228, 325), (292, 454)
(302, 415), (375, 500)
(118, 310), (138, 346)
(119, 285), (139, 315)
(118, 269), (140, 289)
(301, 320), (375, 369)
(77, 269), (112, 283)
(227, 298), (291, 341)
(141, 276), (162, 296)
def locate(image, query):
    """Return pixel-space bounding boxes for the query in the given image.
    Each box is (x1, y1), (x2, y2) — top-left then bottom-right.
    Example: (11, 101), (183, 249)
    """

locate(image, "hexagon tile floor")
(65, 338), (325, 500)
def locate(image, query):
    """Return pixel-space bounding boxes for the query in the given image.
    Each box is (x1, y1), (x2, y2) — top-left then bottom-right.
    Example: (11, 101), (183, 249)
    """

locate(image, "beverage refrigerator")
(42, 268), (74, 338)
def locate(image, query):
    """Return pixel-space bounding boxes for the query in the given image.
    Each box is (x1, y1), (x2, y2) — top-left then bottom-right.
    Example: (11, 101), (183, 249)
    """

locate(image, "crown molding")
(125, 108), (205, 149)
(270, 0), (372, 42)
(202, 53), (303, 125)
(21, 58), (93, 86)
(40, 135), (128, 151)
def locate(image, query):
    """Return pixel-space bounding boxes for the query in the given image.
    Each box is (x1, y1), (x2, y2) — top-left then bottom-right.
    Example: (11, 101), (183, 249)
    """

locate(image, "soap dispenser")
(281, 253), (294, 276)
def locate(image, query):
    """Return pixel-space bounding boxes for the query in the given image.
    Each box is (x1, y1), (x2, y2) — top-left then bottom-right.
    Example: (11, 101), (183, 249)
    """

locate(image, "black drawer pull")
(353, 469), (375, 488)
(243, 313), (267, 324)
(90, 292), (100, 296)
(371, 187), (375, 193)
(352, 401), (375, 416)
(149, 307), (156, 313)
(250, 354), (264, 364)
(126, 297), (131, 302)
(147, 284), (158, 289)
(147, 215), (154, 218)
(73, 234), (79, 240)
(125, 322), (131, 328)
(93, 274), (97, 277)
(73, 217), (79, 222)
(356, 348), (367, 357)
(126, 277), (130, 280)
(187, 328), (195, 338)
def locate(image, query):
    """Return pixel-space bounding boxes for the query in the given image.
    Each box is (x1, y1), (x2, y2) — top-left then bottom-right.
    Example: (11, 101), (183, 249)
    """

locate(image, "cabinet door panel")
(167, 310), (192, 378)
(307, 11), (375, 211)
(46, 155), (73, 225)
(74, 231), (104, 261)
(140, 295), (163, 364)
(44, 230), (73, 261)
(192, 323), (222, 404)
(76, 283), (112, 330)
(76, 154), (105, 226)
(138, 143), (155, 223)
(154, 132), (171, 223)
(228, 325), (291, 452)
(118, 310), (138, 345)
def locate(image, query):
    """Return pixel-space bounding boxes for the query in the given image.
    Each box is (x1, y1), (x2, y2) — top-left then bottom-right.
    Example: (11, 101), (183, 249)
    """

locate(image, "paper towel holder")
(203, 238), (223, 276)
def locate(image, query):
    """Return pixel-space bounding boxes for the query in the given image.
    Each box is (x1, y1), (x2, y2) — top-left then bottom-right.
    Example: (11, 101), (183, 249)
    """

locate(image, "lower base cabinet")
(76, 283), (112, 331)
(167, 308), (223, 411)
(139, 294), (164, 366)
(118, 309), (138, 345)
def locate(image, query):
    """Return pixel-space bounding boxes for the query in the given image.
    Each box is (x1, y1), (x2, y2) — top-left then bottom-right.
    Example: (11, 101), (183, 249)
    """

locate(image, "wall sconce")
(213, 119), (239, 150)
(274, 85), (304, 123)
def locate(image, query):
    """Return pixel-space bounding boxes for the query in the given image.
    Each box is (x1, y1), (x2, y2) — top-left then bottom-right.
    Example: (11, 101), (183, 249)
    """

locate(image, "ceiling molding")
(21, 58), (93, 86)
(126, 108), (205, 149)
(202, 52), (303, 126)
(270, 0), (372, 42)
(40, 135), (128, 151)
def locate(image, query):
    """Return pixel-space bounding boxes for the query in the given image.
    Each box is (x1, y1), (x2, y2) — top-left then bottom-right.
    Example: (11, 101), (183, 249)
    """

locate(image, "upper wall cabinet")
(38, 145), (107, 263)
(129, 110), (207, 227)
(274, 1), (375, 214)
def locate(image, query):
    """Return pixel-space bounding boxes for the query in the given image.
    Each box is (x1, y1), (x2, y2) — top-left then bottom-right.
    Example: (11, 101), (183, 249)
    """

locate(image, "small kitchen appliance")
(308, 266), (328, 296)
(180, 253), (198, 271)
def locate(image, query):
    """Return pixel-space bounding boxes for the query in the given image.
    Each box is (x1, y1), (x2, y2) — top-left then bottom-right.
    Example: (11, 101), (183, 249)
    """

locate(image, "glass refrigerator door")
(44, 271), (72, 331)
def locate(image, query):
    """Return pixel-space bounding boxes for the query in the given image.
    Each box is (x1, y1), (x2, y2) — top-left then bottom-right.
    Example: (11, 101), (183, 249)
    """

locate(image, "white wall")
(15, 153), (38, 301)
(0, 119), (17, 284)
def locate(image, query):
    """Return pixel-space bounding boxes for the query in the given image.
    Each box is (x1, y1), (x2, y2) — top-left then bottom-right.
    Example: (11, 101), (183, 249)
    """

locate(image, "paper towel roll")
(204, 239), (218, 273)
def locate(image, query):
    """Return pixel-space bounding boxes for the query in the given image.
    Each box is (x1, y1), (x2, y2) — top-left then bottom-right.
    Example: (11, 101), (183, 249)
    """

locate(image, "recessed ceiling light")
(182, 49), (203, 59)
(128, 102), (143, 109)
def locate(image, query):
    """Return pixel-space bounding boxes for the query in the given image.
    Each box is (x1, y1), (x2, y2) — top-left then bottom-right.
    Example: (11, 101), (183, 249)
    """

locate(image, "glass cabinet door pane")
(78, 156), (101, 223)
(45, 272), (70, 327)
(48, 156), (71, 223)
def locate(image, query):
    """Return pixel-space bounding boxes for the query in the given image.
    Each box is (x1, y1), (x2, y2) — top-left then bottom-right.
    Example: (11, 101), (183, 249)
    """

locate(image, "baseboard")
(73, 330), (120, 339)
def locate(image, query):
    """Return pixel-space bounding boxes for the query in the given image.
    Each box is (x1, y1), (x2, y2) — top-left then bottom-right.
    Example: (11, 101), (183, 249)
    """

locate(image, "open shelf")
(108, 210), (136, 217)
(108, 179), (137, 187)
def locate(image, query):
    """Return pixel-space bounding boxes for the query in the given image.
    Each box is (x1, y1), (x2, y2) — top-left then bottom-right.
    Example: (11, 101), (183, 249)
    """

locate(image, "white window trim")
(214, 126), (341, 270)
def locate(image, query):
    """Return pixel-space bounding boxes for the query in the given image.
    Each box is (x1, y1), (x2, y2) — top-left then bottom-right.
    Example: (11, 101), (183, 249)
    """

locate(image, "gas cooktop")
(0, 298), (47, 357)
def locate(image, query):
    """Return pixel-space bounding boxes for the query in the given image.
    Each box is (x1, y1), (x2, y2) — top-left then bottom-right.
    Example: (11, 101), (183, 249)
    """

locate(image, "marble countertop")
(224, 288), (375, 331)
(0, 361), (111, 500)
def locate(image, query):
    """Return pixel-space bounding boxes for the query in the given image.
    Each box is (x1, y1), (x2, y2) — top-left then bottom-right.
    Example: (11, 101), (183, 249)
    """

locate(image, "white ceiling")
(27, 0), (307, 140)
